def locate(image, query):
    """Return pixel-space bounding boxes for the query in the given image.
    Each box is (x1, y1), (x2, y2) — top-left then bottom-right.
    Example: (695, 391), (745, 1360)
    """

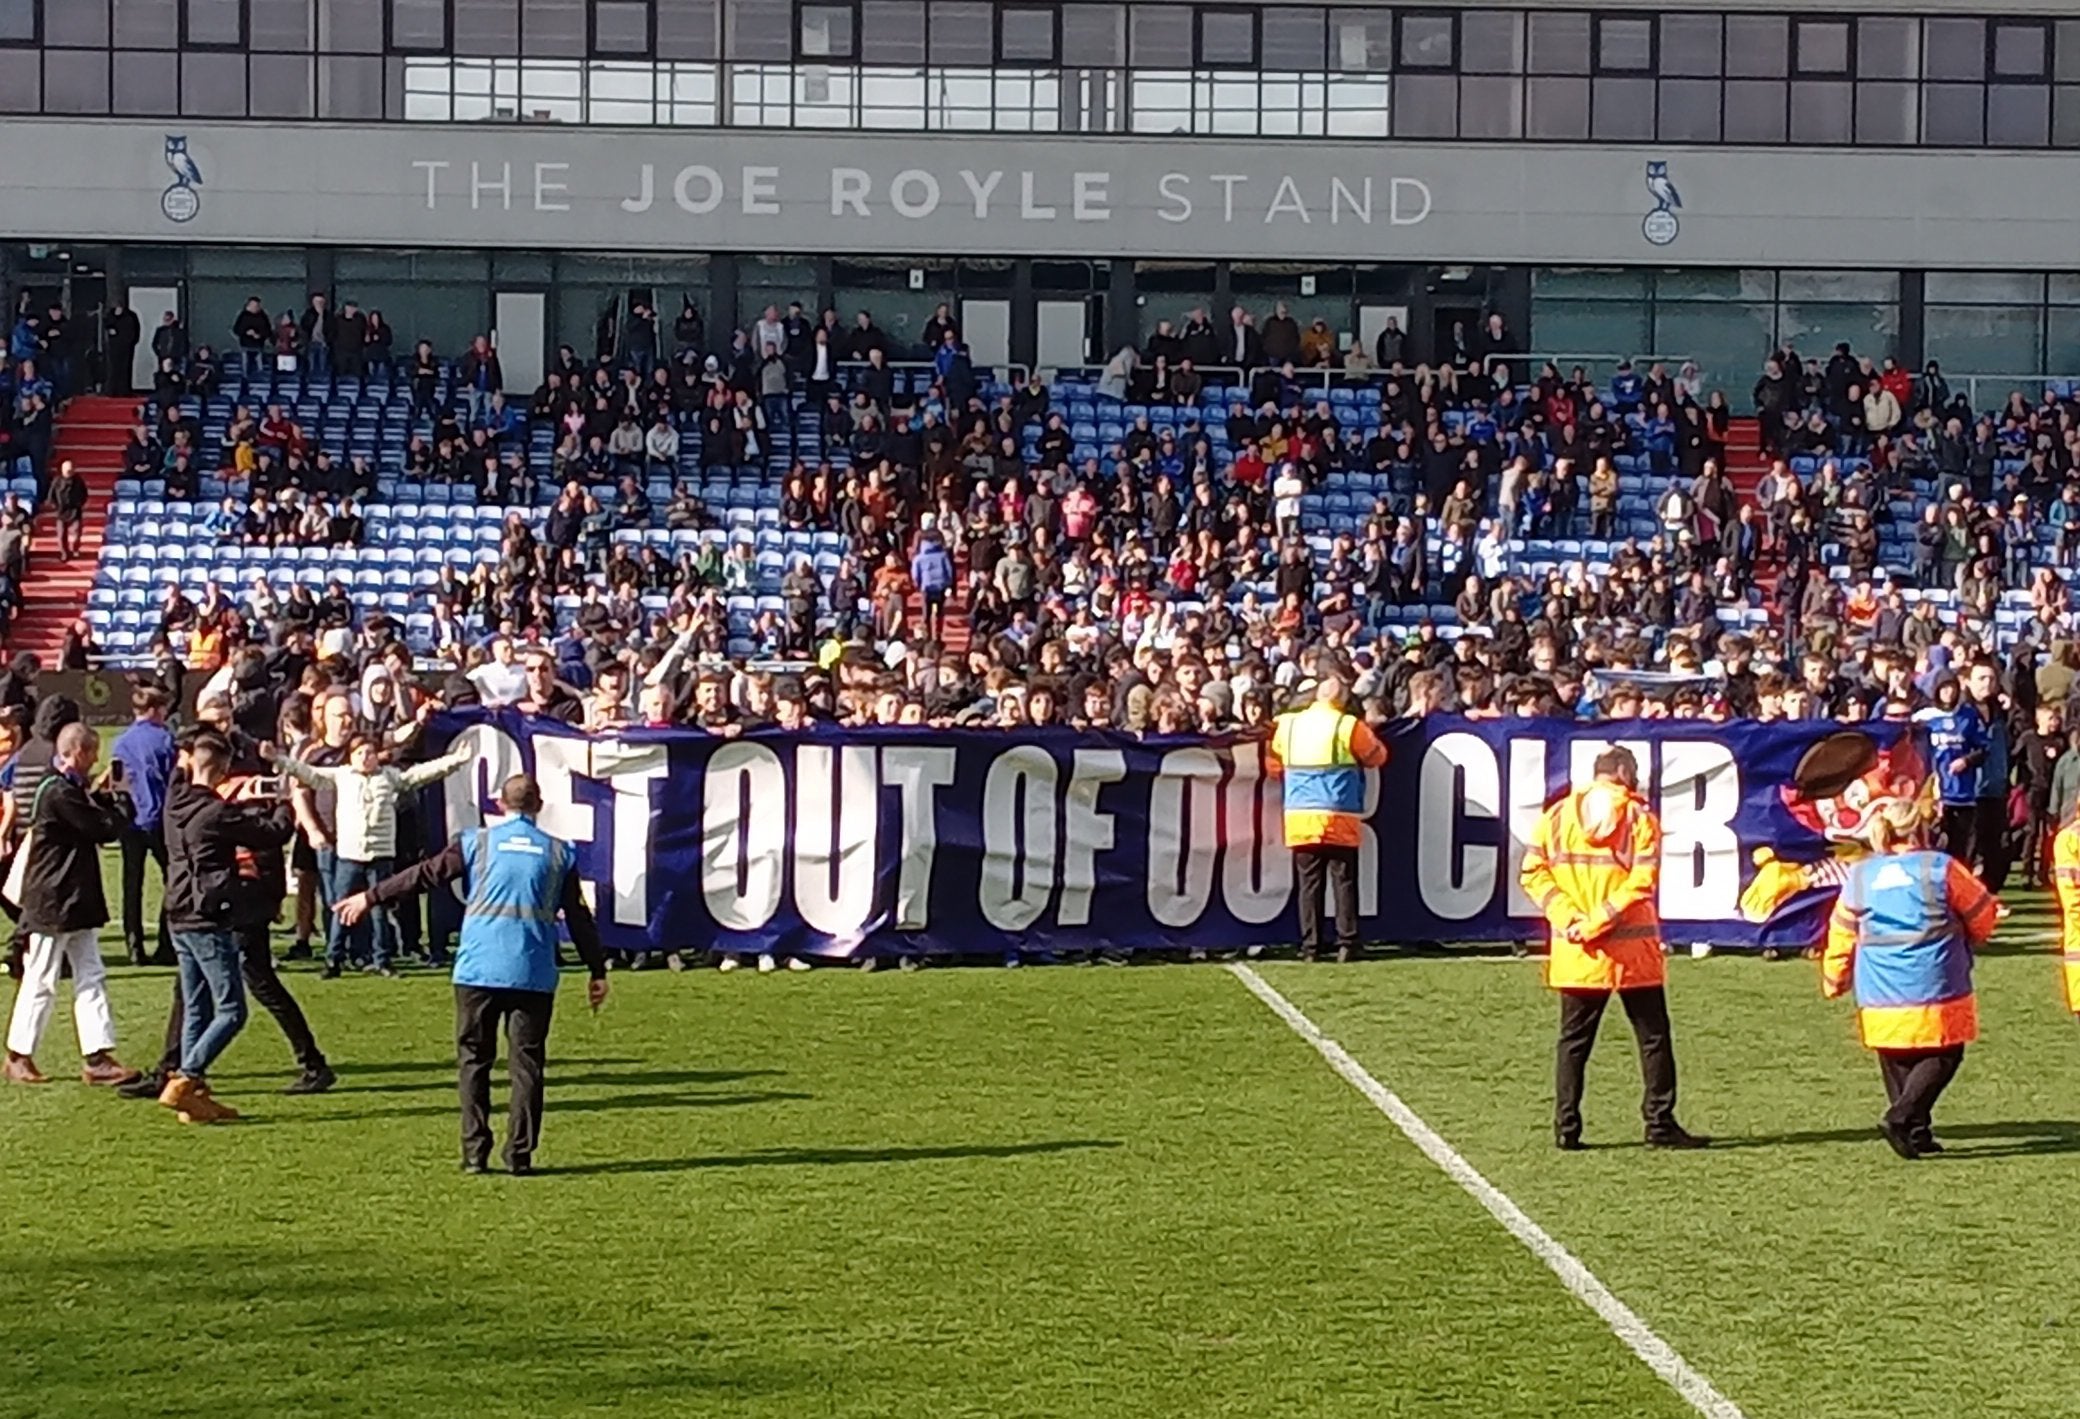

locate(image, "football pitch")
(5, 900), (2080, 1419)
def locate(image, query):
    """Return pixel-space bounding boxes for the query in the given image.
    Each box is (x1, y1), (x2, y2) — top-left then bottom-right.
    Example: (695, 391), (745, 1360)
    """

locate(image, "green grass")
(3, 880), (2079, 1417)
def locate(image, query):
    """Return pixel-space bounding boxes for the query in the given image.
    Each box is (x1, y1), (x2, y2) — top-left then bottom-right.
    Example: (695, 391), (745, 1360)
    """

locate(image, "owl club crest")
(1642, 160), (1680, 247)
(161, 134), (202, 223)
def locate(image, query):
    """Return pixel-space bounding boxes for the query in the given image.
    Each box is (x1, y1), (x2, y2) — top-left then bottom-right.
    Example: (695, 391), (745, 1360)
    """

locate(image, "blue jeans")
(307, 343), (331, 380)
(325, 853), (396, 969)
(174, 928), (247, 1079)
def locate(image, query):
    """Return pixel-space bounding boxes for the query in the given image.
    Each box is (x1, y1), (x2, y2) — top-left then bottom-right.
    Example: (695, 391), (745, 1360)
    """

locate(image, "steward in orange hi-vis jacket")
(1519, 746), (1706, 1154)
(1265, 673), (1387, 964)
(1823, 800), (1998, 1160)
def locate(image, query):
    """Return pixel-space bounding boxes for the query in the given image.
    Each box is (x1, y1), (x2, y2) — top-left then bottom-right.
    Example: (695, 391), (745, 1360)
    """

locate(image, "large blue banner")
(422, 712), (1920, 958)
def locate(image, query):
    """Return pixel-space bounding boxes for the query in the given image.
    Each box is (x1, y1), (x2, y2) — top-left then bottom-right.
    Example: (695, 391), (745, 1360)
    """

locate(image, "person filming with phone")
(332, 772), (608, 1176)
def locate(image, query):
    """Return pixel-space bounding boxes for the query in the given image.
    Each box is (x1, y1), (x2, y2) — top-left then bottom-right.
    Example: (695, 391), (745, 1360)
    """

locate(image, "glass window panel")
(249, 52), (313, 114)
(1398, 13), (1452, 69)
(181, 47), (244, 110)
(1458, 73), (1520, 137)
(389, 0), (446, 48)
(523, 0), (584, 55)
(1457, 10), (1519, 73)
(1391, 71), (1455, 136)
(1198, 9), (1251, 66)
(1658, 14), (1717, 77)
(2060, 23), (2080, 83)
(1656, 268), (1775, 301)
(1723, 78), (1784, 141)
(453, 0), (517, 52)
(1854, 17), (1913, 79)
(1525, 75), (1588, 138)
(594, 0), (651, 53)
(0, 48), (36, 107)
(47, 0), (109, 46)
(1789, 79), (1850, 141)
(1592, 75), (1652, 138)
(2052, 275), (2080, 305)
(859, 0), (921, 60)
(725, 0), (787, 57)
(318, 52), (385, 114)
(319, 0), (385, 50)
(1597, 17), (1650, 73)
(655, 0), (717, 57)
(1652, 302), (1775, 394)
(1533, 267), (1650, 300)
(115, 0), (178, 46)
(252, 0), (314, 48)
(1927, 272), (2042, 304)
(114, 48), (179, 111)
(2057, 86), (2080, 147)
(1923, 83), (1984, 145)
(1329, 9), (1390, 72)
(1794, 20), (1848, 75)
(1325, 73), (1386, 133)
(1779, 270), (1898, 302)
(1724, 15), (1785, 77)
(1000, 4), (1054, 61)
(1923, 18), (1985, 82)
(1927, 305), (2043, 375)
(1529, 297), (1650, 360)
(2047, 309), (2080, 373)
(1988, 83), (2049, 146)
(1777, 301), (1900, 360)
(1060, 3), (1118, 64)
(184, 0), (243, 44)
(1128, 6), (1188, 66)
(1855, 81), (1914, 143)
(45, 49), (111, 110)
(1260, 7), (1322, 71)
(1527, 11), (1588, 75)
(1995, 22), (2046, 79)
(926, 0), (987, 61)
(1656, 77), (1719, 142)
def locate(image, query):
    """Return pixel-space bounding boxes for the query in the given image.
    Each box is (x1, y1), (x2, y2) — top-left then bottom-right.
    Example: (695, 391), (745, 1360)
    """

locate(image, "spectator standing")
(299, 292), (335, 380)
(103, 301), (141, 397)
(1267, 673), (1388, 963)
(50, 460), (87, 561)
(231, 298), (271, 377)
(112, 686), (176, 968)
(459, 335), (503, 427)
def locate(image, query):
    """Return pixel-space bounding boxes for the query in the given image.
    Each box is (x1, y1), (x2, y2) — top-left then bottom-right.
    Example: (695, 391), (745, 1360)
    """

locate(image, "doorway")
(1429, 303), (1482, 366)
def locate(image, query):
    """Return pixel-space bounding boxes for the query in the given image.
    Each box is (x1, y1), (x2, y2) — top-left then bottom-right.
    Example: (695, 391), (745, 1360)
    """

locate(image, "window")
(1922, 18), (1984, 83)
(1259, 7), (1323, 71)
(1329, 8), (1390, 72)
(1195, 8), (1253, 67)
(1458, 73), (1520, 135)
(1657, 77), (1720, 141)
(250, 0), (313, 49)
(1789, 79), (1850, 141)
(1854, 81), (1914, 143)
(1059, 2), (1118, 64)
(1397, 12), (1453, 69)
(1526, 10), (1588, 75)
(1392, 72), (1454, 135)
(2060, 21), (2080, 82)
(249, 51), (313, 113)
(1922, 83), (1983, 145)
(45, 0), (106, 46)
(929, 0), (990, 63)
(318, 53), (386, 115)
(388, 0), (446, 49)
(1988, 83), (2048, 145)
(1457, 9), (1520, 73)
(1792, 19), (1848, 75)
(857, 0), (921, 60)
(452, 0), (519, 54)
(1591, 76), (1651, 137)
(115, 0), (178, 46)
(46, 47), (110, 109)
(797, 1), (851, 58)
(1525, 74), (1587, 138)
(185, 0), (243, 49)
(1994, 21), (2048, 80)
(1723, 78), (1786, 141)
(1595, 15), (1651, 74)
(181, 47), (244, 110)
(592, 0), (652, 54)
(114, 49), (180, 111)
(0, 0), (35, 43)
(1724, 15), (1786, 77)
(1127, 5), (1187, 67)
(1658, 14), (1718, 76)
(523, 0), (584, 56)
(655, 0), (719, 59)
(1852, 17), (1913, 80)
(999, 4), (1055, 62)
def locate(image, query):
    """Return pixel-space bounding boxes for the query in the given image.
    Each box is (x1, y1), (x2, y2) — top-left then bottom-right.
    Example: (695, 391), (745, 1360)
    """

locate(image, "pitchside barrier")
(417, 710), (1908, 959)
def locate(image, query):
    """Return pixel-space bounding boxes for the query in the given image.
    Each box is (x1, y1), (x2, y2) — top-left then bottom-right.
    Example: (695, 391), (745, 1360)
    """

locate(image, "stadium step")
(1723, 414), (1784, 607)
(14, 397), (132, 662)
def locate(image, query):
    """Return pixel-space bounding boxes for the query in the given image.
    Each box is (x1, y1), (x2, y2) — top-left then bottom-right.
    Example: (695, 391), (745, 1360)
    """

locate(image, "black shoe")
(508, 1157), (534, 1177)
(1299, 947), (1319, 964)
(1880, 1119), (1922, 1160)
(282, 941), (313, 962)
(126, 943), (149, 968)
(1644, 1126), (1711, 1150)
(117, 1069), (165, 1100)
(1335, 945), (1359, 965)
(320, 964), (342, 980)
(375, 967), (402, 980)
(1555, 1131), (1585, 1152)
(284, 1063), (337, 1096)
(461, 1159), (489, 1175)
(1911, 1132), (1943, 1155)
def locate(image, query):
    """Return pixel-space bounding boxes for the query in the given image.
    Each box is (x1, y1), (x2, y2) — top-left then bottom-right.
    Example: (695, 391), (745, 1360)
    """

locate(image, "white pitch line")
(1226, 963), (1748, 1419)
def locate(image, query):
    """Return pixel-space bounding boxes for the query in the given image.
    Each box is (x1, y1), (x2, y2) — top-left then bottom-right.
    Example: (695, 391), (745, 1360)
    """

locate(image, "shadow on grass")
(274, 1090), (811, 1125)
(330, 1067), (786, 1096)
(542, 1138), (1124, 1178)
(280, 1055), (642, 1079)
(1711, 1119), (2080, 1157)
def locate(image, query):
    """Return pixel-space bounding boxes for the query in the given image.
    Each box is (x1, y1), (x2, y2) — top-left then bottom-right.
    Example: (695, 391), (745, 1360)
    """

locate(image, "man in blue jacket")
(334, 773), (607, 1175)
(1925, 673), (1987, 871)
(110, 685), (176, 967)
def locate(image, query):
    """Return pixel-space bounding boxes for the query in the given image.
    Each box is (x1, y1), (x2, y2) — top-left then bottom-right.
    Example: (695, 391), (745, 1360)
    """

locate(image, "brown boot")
(158, 1073), (198, 1111)
(81, 1052), (141, 1087)
(4, 1051), (47, 1085)
(177, 1081), (239, 1125)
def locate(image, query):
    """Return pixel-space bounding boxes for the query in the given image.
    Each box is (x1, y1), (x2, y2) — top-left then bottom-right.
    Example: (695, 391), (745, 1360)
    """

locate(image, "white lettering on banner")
(1147, 747), (1221, 928)
(1504, 737), (1550, 917)
(530, 736), (595, 847)
(1157, 173), (1192, 223)
(742, 165), (780, 215)
(623, 162), (655, 213)
(890, 169), (941, 219)
(595, 742), (669, 927)
(979, 746), (1057, 931)
(1356, 762), (1381, 918)
(1221, 742), (1292, 924)
(881, 745), (956, 931)
(1330, 177), (1372, 225)
(1391, 177), (1433, 225)
(701, 742), (786, 930)
(674, 165), (724, 215)
(1019, 171), (1055, 221)
(958, 169), (1001, 218)
(471, 160), (511, 211)
(1657, 741), (1739, 921)
(413, 159), (450, 209)
(1073, 172), (1110, 221)
(792, 745), (879, 942)
(1210, 174), (1247, 222)
(534, 162), (571, 211)
(831, 167), (871, 216)
(1059, 750), (1126, 928)
(1265, 175), (1311, 225)
(1418, 733), (1499, 921)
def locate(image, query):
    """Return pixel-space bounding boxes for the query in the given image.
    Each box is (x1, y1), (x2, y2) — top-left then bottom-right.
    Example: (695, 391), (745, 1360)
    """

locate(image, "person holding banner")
(1266, 673), (1388, 963)
(1823, 801), (1998, 1159)
(1519, 747), (1706, 1152)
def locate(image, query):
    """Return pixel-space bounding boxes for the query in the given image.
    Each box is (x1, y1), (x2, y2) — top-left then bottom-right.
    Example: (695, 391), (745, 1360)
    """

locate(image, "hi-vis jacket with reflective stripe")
(2051, 823), (2080, 1013)
(455, 816), (576, 996)
(1266, 701), (1388, 849)
(1823, 849), (1998, 1050)
(1518, 781), (1665, 991)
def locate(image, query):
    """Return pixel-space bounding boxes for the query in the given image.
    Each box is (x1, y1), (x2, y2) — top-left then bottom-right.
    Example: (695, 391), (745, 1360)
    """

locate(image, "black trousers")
(1973, 797), (2009, 892)
(157, 925), (326, 1075)
(1939, 803), (1979, 875)
(1294, 844), (1359, 952)
(1555, 987), (1678, 1141)
(1878, 1045), (1964, 1141)
(121, 825), (172, 961)
(456, 985), (555, 1168)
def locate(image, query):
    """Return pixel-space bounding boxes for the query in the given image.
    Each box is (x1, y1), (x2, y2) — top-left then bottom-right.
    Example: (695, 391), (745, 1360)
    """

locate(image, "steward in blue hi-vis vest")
(455, 817), (577, 995)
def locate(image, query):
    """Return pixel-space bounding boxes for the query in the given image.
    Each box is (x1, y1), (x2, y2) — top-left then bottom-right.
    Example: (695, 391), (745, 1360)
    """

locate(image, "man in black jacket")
(154, 733), (300, 1124)
(4, 723), (138, 1086)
